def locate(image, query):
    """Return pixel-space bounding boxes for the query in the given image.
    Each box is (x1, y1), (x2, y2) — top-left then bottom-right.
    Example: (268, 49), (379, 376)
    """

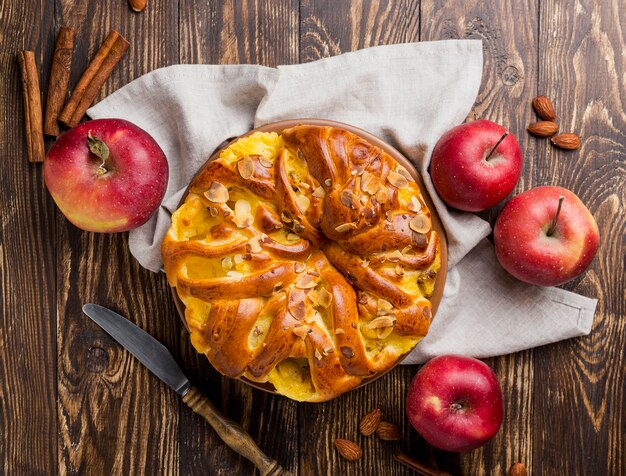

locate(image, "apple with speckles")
(430, 120), (522, 212)
(406, 355), (504, 452)
(494, 186), (599, 286)
(44, 119), (168, 233)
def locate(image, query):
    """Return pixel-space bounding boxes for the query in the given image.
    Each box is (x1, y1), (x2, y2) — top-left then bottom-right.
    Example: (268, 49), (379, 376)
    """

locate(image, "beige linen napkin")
(88, 40), (597, 364)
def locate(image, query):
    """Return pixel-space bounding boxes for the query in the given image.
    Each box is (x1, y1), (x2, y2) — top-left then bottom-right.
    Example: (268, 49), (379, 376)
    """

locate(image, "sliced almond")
(312, 186), (325, 198)
(247, 235), (263, 253)
(234, 254), (243, 265)
(408, 196), (422, 212)
(292, 325), (310, 340)
(307, 289), (319, 306)
(395, 264), (404, 277)
(209, 206), (219, 217)
(396, 165), (415, 182)
(233, 200), (254, 228)
(221, 257), (233, 270)
(361, 258), (370, 268)
(259, 156), (273, 168)
(387, 172), (409, 189)
(351, 165), (365, 176)
(295, 194), (311, 213)
(296, 274), (317, 289)
(335, 328), (345, 335)
(237, 156), (254, 179)
(377, 298), (393, 315)
(298, 182), (311, 191)
(324, 178), (332, 187)
(323, 346), (334, 355)
(360, 196), (369, 205)
(335, 223), (358, 233)
(360, 171), (380, 195)
(226, 270), (243, 282)
(318, 288), (332, 308)
(376, 326), (394, 339)
(409, 214), (431, 234)
(286, 232), (300, 242)
(367, 316), (395, 330)
(385, 210), (393, 222)
(314, 349), (323, 360)
(387, 250), (403, 262)
(288, 299), (306, 321)
(375, 187), (389, 204)
(358, 293), (370, 305)
(294, 262), (306, 273)
(340, 190), (354, 208)
(204, 181), (229, 203)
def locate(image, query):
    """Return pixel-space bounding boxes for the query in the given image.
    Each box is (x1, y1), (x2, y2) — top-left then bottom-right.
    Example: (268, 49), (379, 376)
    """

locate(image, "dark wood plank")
(54, 1), (182, 473)
(178, 1), (300, 474)
(0, 0), (57, 473)
(298, 2), (421, 475)
(533, 1), (625, 474)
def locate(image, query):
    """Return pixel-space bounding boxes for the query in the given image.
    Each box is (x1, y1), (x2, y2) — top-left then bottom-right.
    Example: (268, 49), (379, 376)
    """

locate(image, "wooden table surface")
(1, 1), (624, 475)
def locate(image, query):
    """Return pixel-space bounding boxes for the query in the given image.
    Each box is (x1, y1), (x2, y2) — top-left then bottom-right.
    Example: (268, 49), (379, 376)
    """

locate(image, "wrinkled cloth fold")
(88, 40), (597, 364)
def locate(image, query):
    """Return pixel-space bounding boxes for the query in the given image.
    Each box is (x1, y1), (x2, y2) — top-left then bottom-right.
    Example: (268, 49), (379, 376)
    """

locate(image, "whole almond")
(375, 421), (402, 441)
(527, 121), (558, 138)
(334, 439), (362, 461)
(509, 463), (527, 476)
(128, 0), (147, 12)
(533, 95), (557, 121)
(359, 408), (382, 436)
(551, 133), (581, 150)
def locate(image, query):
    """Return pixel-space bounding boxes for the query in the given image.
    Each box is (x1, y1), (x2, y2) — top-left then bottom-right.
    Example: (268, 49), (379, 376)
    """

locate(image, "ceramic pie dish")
(162, 119), (447, 402)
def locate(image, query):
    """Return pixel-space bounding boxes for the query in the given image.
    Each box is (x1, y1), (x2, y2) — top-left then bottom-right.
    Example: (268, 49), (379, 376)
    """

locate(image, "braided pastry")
(163, 125), (442, 402)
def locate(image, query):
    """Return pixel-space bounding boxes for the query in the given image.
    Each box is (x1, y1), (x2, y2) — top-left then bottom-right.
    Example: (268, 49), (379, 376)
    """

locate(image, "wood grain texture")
(533, 1), (625, 474)
(1, 0), (624, 474)
(54, 1), (181, 474)
(177, 2), (300, 475)
(0, 0), (58, 473)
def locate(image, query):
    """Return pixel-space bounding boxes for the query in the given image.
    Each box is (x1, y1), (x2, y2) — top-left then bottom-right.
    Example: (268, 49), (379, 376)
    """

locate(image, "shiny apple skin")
(494, 186), (599, 286)
(430, 120), (522, 212)
(44, 119), (168, 233)
(406, 355), (504, 452)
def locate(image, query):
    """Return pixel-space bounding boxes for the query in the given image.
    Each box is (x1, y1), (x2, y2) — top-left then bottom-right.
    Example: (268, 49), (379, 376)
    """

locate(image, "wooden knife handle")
(182, 386), (292, 476)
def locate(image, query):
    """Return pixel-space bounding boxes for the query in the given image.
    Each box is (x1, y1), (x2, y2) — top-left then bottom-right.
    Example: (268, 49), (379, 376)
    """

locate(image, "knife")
(83, 303), (291, 476)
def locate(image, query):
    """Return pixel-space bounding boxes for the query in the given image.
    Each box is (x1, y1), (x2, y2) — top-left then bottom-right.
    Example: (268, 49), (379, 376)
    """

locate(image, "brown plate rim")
(169, 118), (448, 399)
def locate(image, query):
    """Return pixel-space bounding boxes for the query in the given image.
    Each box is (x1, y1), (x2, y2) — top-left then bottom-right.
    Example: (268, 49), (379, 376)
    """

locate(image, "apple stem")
(485, 131), (509, 161)
(546, 195), (565, 236)
(88, 131), (110, 175)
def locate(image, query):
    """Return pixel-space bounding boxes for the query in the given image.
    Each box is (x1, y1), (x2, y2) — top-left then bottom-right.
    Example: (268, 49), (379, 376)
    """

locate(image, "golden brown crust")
(162, 125), (442, 402)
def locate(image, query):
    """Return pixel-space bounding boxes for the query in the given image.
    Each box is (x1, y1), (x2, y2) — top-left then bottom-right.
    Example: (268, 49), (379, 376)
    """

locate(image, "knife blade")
(82, 303), (191, 395)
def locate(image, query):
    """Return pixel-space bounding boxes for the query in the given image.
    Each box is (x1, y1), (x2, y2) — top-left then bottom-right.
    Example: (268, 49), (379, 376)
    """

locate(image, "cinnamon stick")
(17, 51), (45, 163)
(44, 27), (75, 136)
(59, 30), (129, 128)
(393, 453), (452, 476)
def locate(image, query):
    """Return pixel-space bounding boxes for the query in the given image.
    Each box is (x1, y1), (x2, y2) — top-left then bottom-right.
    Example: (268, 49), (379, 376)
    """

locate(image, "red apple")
(45, 119), (168, 233)
(406, 355), (503, 452)
(430, 120), (522, 212)
(494, 186), (599, 286)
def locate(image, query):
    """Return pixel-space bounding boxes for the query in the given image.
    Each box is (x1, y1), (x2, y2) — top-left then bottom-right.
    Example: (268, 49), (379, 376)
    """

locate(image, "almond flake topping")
(409, 215), (432, 234)
(335, 222), (358, 233)
(234, 254), (243, 265)
(375, 188), (390, 204)
(396, 165), (415, 182)
(292, 325), (310, 340)
(395, 264), (405, 277)
(387, 172), (409, 189)
(314, 349), (323, 360)
(324, 178), (332, 187)
(318, 288), (333, 308)
(358, 293), (370, 305)
(286, 232), (300, 242)
(294, 262), (306, 273)
(387, 250), (403, 262)
(226, 270), (243, 281)
(233, 200), (254, 228)
(385, 210), (393, 222)
(376, 326), (394, 339)
(237, 156), (254, 179)
(401, 245), (412, 254)
(312, 186), (325, 198)
(221, 257), (233, 270)
(361, 258), (370, 268)
(323, 346), (334, 355)
(209, 206), (219, 217)
(340, 190), (354, 208)
(408, 196), (422, 213)
(295, 194), (311, 213)
(307, 289), (319, 306)
(204, 181), (229, 203)
(247, 235), (264, 253)
(377, 298), (393, 315)
(259, 156), (273, 168)
(288, 299), (307, 320)
(296, 274), (317, 289)
(298, 182), (311, 191)
(335, 328), (345, 335)
(360, 196), (369, 205)
(360, 171), (380, 195)
(367, 316), (395, 329)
